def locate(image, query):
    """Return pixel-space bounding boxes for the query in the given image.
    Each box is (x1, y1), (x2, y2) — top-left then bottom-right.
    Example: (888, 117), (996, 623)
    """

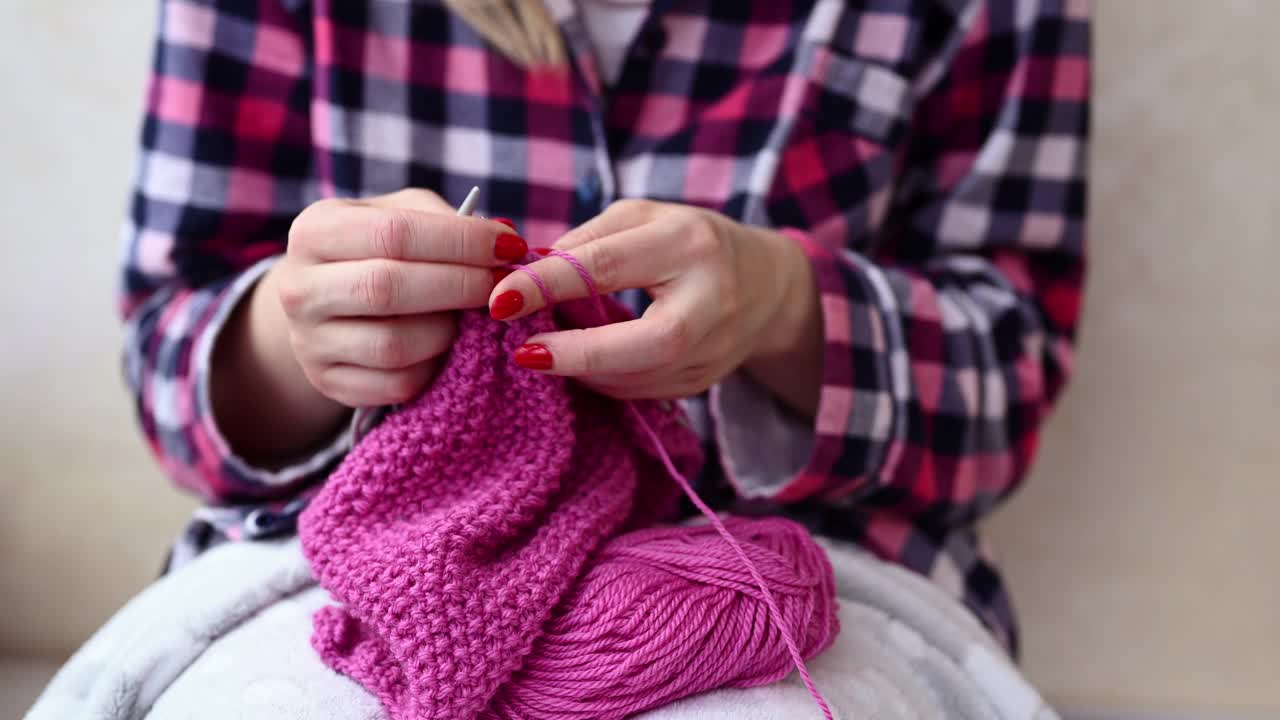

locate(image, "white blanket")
(26, 537), (1056, 720)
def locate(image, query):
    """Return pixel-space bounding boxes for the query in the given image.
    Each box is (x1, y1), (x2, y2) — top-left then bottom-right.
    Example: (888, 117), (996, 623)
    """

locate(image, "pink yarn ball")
(486, 518), (838, 719)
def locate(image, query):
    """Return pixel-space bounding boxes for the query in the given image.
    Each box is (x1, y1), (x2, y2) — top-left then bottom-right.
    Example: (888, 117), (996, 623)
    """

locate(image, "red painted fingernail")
(513, 344), (553, 370)
(490, 289), (524, 320)
(491, 267), (514, 286)
(492, 217), (517, 231)
(495, 233), (528, 261)
(533, 247), (552, 256)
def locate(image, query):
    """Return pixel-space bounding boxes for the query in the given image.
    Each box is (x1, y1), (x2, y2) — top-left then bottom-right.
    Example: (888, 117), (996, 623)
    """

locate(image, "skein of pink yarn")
(486, 518), (837, 719)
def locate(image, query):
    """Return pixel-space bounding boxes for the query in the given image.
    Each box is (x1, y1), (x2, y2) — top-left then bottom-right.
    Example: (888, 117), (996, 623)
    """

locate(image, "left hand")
(487, 199), (817, 401)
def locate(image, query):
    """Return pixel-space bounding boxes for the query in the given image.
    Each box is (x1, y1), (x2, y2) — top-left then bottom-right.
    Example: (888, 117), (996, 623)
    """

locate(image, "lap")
(29, 538), (1054, 720)
(155, 589), (939, 720)
(150, 585), (385, 720)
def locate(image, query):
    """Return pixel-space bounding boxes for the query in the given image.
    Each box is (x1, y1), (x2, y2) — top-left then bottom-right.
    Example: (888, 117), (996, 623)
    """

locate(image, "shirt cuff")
(710, 228), (900, 505)
(190, 256), (368, 493)
(709, 369), (815, 500)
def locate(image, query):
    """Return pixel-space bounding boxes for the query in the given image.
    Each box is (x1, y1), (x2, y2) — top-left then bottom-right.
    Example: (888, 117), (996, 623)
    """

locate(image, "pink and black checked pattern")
(122, 0), (1088, 654)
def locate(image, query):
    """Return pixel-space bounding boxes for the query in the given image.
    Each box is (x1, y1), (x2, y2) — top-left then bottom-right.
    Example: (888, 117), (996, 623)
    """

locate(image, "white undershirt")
(578, 0), (653, 85)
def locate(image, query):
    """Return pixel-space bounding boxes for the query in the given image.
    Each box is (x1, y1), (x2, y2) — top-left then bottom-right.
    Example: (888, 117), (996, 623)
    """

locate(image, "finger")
(488, 226), (675, 321)
(579, 367), (675, 392)
(511, 290), (711, 376)
(577, 360), (710, 395)
(551, 198), (655, 252)
(314, 361), (436, 408)
(577, 371), (662, 399)
(290, 259), (495, 318)
(291, 202), (526, 265)
(306, 314), (456, 370)
(362, 188), (454, 214)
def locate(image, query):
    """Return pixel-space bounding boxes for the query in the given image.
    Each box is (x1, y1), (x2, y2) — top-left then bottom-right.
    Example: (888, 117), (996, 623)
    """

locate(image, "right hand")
(263, 188), (527, 408)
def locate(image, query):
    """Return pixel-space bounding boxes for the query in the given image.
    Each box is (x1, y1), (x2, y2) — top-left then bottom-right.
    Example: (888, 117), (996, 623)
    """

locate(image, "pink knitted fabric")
(299, 297), (838, 719)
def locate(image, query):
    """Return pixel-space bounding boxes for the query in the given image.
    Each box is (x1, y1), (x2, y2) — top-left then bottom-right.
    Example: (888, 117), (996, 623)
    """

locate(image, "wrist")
(248, 263), (347, 419)
(748, 228), (820, 362)
(211, 262), (349, 463)
(741, 227), (824, 417)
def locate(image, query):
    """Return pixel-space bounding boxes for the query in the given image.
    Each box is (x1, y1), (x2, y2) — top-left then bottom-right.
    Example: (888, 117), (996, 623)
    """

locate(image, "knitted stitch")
(300, 296), (837, 719)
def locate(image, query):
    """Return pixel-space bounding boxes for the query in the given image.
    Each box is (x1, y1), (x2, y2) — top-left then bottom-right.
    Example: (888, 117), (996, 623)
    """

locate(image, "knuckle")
(285, 219), (308, 254)
(356, 261), (401, 313)
(393, 187), (446, 210)
(684, 214), (722, 259)
(287, 203), (326, 254)
(412, 187), (444, 203)
(610, 197), (651, 215)
(563, 223), (604, 249)
(659, 316), (691, 356)
(582, 242), (623, 289)
(370, 211), (411, 259)
(275, 275), (306, 317)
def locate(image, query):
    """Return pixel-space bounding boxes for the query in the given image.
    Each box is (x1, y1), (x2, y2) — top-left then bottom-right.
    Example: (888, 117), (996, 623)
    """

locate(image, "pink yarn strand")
(625, 405), (834, 720)
(540, 248), (834, 720)
(548, 249), (599, 297)
(515, 263), (555, 305)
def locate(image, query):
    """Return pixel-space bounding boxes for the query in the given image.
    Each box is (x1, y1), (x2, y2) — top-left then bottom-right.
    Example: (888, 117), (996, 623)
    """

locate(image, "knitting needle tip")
(456, 186), (480, 217)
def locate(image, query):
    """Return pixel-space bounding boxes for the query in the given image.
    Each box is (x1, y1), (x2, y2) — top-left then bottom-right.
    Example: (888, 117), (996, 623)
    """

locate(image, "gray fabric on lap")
(27, 538), (1056, 720)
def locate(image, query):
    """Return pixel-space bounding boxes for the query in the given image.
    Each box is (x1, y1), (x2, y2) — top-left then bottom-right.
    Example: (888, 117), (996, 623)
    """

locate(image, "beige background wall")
(0, 0), (197, 658)
(987, 1), (1280, 716)
(0, 1), (1276, 716)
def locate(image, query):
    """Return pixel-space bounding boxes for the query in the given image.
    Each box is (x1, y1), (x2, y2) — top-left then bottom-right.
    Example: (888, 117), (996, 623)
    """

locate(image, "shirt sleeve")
(712, 0), (1088, 528)
(119, 0), (348, 503)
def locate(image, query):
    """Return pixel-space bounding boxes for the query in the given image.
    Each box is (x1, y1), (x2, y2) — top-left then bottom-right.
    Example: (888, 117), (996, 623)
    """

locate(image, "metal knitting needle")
(456, 185), (480, 217)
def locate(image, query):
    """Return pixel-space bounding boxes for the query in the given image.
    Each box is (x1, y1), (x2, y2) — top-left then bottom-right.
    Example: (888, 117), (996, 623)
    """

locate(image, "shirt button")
(246, 509), (277, 536)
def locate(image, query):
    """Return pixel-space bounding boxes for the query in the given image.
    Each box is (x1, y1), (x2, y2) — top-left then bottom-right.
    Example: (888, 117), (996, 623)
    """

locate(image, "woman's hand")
(272, 188), (527, 407)
(213, 188), (526, 461)
(487, 199), (823, 414)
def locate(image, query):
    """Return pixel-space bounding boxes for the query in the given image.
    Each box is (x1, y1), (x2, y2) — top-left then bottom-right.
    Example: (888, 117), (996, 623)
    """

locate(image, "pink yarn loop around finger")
(514, 248), (600, 309)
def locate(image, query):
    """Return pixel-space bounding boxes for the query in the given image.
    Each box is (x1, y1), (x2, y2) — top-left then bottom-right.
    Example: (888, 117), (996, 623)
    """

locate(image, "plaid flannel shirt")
(122, 0), (1088, 653)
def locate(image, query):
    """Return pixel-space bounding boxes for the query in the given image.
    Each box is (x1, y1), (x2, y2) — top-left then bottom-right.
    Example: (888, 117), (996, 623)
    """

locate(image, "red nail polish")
(491, 267), (514, 286)
(513, 344), (553, 370)
(490, 289), (524, 320)
(494, 233), (528, 261)
(492, 217), (517, 231)
(533, 247), (551, 256)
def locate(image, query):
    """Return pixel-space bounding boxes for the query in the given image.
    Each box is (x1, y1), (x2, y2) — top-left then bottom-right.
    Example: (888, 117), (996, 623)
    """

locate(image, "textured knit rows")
(299, 300), (837, 719)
